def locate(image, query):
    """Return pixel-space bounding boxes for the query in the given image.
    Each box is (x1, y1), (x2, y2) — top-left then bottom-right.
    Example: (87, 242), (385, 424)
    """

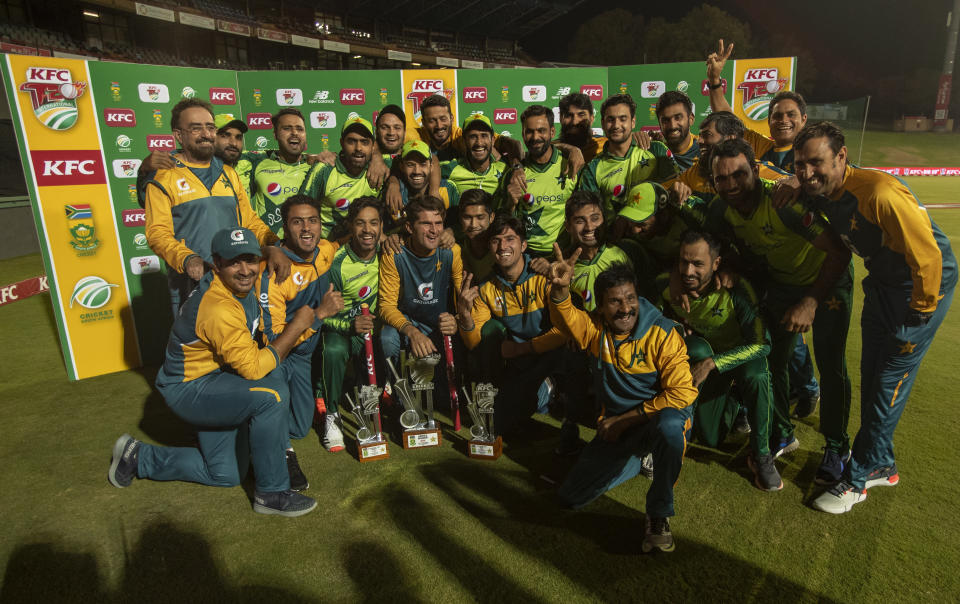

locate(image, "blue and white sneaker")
(772, 436), (800, 459)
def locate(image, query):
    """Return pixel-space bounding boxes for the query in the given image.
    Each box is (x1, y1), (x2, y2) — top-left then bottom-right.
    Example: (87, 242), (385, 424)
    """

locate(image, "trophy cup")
(386, 351), (443, 449)
(344, 383), (389, 462)
(463, 382), (501, 460)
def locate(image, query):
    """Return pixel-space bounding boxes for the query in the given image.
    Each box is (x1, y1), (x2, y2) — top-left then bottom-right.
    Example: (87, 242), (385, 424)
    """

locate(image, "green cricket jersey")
(241, 151), (311, 236)
(635, 195), (709, 270)
(508, 148), (578, 255)
(324, 243), (380, 335)
(301, 157), (381, 240)
(703, 179), (826, 287)
(579, 140), (679, 217)
(570, 242), (640, 312)
(457, 235), (495, 284)
(654, 274), (770, 373)
(441, 158), (507, 196)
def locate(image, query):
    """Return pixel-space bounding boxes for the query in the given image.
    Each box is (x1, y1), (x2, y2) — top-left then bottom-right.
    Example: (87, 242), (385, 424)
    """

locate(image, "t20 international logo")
(18, 67), (87, 131)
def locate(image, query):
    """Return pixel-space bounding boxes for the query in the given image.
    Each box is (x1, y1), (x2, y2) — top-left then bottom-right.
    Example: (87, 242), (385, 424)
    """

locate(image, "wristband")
(708, 81), (723, 90)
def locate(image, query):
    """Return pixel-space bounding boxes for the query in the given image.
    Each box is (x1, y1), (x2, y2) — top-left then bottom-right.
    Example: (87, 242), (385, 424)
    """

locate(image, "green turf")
(847, 130), (960, 168)
(2, 211), (960, 601)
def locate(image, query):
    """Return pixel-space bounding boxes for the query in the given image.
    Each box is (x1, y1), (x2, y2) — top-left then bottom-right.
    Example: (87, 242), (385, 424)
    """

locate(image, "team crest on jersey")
(19, 67), (87, 130)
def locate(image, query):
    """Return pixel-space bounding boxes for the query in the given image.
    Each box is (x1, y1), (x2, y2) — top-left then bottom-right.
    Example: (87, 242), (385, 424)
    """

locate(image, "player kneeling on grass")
(655, 230), (781, 491)
(315, 196), (385, 452)
(258, 195), (344, 488)
(109, 228), (325, 517)
(548, 254), (697, 553)
(457, 215), (576, 442)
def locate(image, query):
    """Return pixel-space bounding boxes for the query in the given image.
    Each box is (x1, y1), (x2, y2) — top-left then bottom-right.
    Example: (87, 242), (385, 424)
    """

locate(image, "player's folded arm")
(198, 311), (279, 381)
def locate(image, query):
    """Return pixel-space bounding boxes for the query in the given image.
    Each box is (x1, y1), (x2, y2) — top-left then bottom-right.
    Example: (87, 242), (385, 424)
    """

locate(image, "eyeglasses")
(177, 125), (218, 135)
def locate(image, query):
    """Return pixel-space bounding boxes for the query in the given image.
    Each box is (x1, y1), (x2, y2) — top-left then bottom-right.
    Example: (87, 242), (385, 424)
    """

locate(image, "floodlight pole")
(933, 0), (960, 132)
(858, 95), (870, 166)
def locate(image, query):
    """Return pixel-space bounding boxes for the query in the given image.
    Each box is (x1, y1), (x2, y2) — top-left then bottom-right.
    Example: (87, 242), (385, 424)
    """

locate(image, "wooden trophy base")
(357, 439), (389, 462)
(403, 427), (442, 449)
(468, 436), (502, 460)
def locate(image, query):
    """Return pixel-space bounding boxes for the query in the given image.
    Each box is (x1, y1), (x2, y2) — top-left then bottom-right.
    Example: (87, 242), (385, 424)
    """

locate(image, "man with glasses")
(144, 99), (290, 314)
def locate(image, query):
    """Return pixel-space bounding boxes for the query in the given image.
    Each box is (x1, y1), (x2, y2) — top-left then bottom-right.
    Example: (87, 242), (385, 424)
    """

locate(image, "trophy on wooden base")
(463, 382), (501, 460)
(344, 384), (389, 462)
(387, 351), (443, 449)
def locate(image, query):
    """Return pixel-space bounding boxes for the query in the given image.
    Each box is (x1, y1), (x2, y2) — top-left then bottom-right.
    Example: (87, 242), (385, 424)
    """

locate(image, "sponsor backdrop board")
(0, 54), (794, 379)
(457, 67), (607, 140)
(88, 61), (241, 363)
(609, 57), (795, 137)
(2, 54), (140, 379)
(235, 70), (403, 154)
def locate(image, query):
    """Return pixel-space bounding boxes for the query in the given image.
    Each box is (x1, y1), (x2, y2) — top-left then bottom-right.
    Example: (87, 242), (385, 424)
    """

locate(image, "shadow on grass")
(342, 540), (423, 603)
(412, 460), (843, 602)
(133, 366), (195, 448)
(0, 519), (311, 603)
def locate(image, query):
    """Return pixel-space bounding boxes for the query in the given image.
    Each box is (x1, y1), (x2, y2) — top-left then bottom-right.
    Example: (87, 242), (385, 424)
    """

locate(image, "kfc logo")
(493, 108), (517, 124)
(276, 88), (303, 106)
(463, 87), (487, 103)
(31, 150), (105, 187)
(310, 111), (337, 129)
(121, 209), (146, 227)
(580, 85), (604, 100)
(247, 113), (273, 129)
(104, 108), (136, 127)
(209, 87), (236, 104)
(340, 89), (366, 105)
(146, 135), (176, 151)
(112, 159), (142, 178)
(522, 85), (546, 102)
(137, 83), (170, 103)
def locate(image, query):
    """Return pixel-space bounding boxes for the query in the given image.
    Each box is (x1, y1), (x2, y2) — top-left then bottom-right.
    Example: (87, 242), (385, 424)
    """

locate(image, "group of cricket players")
(107, 41), (956, 554)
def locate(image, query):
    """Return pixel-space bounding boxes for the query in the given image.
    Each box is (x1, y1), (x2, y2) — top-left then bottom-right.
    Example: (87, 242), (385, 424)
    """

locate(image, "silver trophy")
(463, 382), (498, 442)
(344, 384), (385, 444)
(386, 350), (440, 430)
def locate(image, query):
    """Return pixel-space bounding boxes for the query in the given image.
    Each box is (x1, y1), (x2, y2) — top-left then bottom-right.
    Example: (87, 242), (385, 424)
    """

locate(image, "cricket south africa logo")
(70, 276), (117, 309)
(19, 67), (87, 130)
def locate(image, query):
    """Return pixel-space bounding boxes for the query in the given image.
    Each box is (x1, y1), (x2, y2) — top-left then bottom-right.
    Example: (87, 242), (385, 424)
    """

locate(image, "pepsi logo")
(613, 184), (625, 197)
(523, 192), (534, 205)
(335, 198), (350, 210)
(583, 290), (593, 304)
(267, 182), (282, 196)
(358, 285), (371, 299)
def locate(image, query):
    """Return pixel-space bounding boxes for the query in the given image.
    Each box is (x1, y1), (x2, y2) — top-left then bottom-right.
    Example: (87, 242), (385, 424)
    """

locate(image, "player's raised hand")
(706, 39), (734, 82)
(548, 242), (581, 288)
(306, 151), (337, 166)
(456, 272), (479, 318)
(669, 181), (692, 207)
(771, 175), (801, 208)
(564, 145), (585, 179)
(384, 176), (403, 217)
(366, 153), (389, 189)
(528, 257), (552, 276)
(141, 149), (176, 173)
(316, 283), (345, 320)
(264, 245), (292, 284)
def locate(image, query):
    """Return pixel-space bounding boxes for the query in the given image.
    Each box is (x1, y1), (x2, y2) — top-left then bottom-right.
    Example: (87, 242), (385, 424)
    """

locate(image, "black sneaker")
(748, 453), (783, 491)
(815, 448), (851, 486)
(554, 420), (582, 456)
(793, 393), (820, 419)
(108, 434), (141, 488)
(642, 516), (675, 553)
(285, 450), (309, 492)
(253, 490), (318, 517)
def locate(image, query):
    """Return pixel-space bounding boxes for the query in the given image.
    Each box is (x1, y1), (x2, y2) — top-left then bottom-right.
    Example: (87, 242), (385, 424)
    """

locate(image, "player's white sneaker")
(322, 413), (345, 452)
(812, 480), (866, 514)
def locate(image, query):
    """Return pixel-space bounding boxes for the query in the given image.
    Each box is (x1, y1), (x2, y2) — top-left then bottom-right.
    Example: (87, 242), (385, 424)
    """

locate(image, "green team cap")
(618, 182), (669, 223)
(215, 113), (248, 133)
(401, 139), (431, 160)
(211, 227), (262, 260)
(341, 115), (374, 139)
(462, 112), (493, 133)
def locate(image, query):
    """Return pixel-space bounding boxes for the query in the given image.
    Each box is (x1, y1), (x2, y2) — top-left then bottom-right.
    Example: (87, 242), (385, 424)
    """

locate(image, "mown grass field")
(1, 131), (958, 602)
